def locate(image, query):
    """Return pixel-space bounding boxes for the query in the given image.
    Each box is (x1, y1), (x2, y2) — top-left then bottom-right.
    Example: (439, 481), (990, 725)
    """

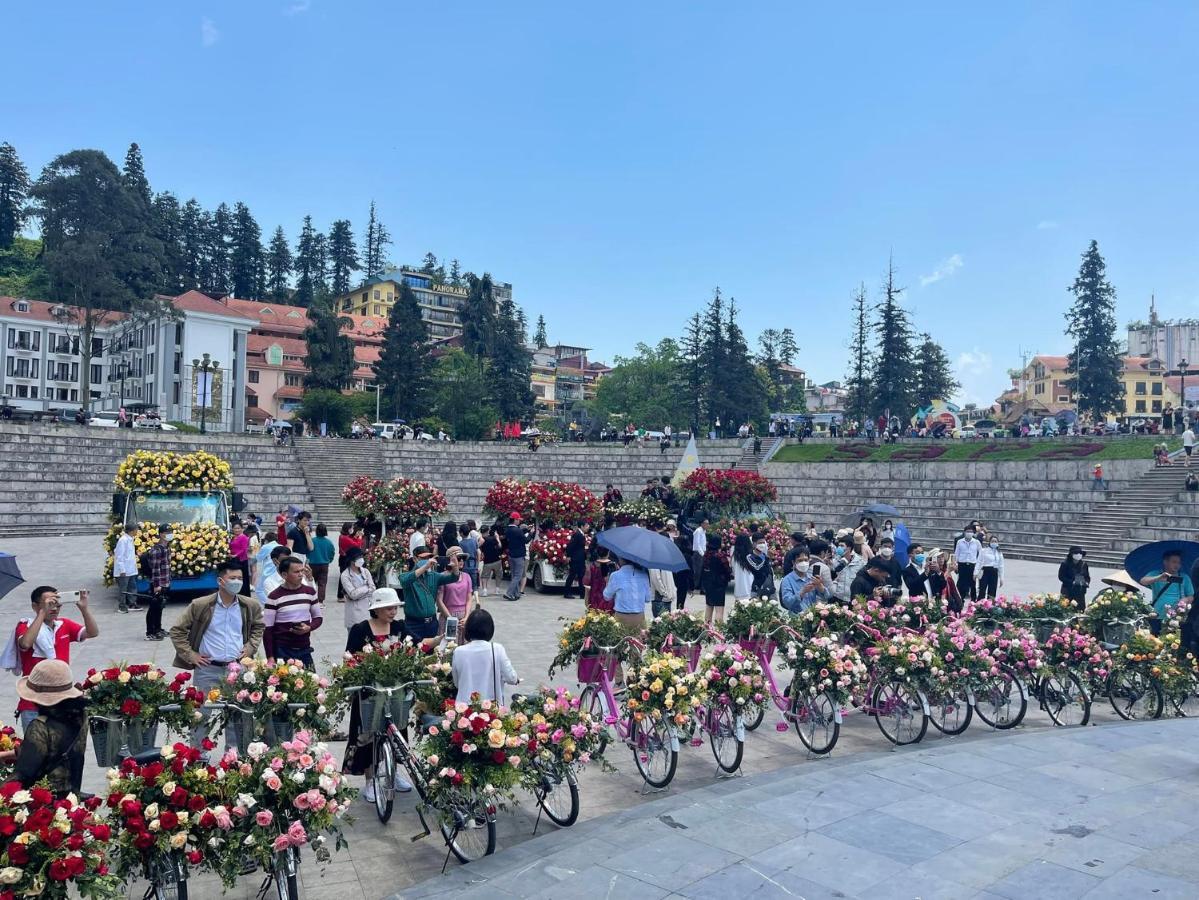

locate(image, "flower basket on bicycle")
(549, 611), (628, 678)
(213, 658), (337, 742)
(87, 715), (124, 768)
(80, 662), (205, 766)
(722, 597), (789, 662)
(576, 651), (619, 684)
(1083, 591), (1153, 640)
(736, 638), (776, 662)
(1102, 621), (1136, 647)
(359, 686), (413, 732)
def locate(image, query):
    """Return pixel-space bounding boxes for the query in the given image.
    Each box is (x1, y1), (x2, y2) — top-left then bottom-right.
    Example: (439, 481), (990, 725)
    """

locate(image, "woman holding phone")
(436, 548), (474, 638)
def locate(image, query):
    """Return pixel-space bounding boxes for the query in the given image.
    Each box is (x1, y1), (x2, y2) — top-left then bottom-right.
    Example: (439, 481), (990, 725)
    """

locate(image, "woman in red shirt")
(337, 523), (365, 602)
(586, 554), (615, 612)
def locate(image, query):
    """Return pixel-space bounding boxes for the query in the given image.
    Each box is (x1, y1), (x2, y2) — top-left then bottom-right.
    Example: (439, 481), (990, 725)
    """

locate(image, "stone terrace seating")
(0, 424), (313, 537)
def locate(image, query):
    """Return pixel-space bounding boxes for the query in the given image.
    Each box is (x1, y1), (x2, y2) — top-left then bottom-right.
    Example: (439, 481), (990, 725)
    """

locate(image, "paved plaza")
(1, 535), (1195, 898)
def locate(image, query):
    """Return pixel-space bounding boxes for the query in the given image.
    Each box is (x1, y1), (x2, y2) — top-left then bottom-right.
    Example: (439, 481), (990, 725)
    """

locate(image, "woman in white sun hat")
(343, 588), (412, 801)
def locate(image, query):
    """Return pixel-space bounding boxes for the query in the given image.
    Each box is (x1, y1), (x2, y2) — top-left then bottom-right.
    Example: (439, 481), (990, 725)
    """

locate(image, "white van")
(372, 422), (401, 440)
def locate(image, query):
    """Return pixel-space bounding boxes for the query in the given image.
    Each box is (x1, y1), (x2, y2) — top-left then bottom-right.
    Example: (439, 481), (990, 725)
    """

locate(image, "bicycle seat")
(117, 748), (164, 765)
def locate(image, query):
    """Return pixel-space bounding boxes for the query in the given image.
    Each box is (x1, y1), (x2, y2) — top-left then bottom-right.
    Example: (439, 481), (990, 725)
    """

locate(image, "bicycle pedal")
(410, 831), (429, 842)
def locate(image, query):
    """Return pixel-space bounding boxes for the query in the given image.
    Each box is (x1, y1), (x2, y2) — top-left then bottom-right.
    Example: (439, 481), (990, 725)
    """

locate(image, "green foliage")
(302, 295), (355, 390)
(0, 236), (49, 297)
(228, 201), (265, 299)
(361, 201), (391, 278)
(431, 349), (497, 440)
(773, 437), (1174, 463)
(871, 260), (916, 420)
(166, 420), (201, 433)
(327, 219), (359, 295)
(758, 327), (804, 413)
(293, 215), (321, 307)
(913, 333), (960, 407)
(373, 282), (431, 421)
(0, 141), (32, 249)
(266, 225), (292, 299)
(490, 293), (535, 419)
(296, 389), (353, 435)
(345, 390), (379, 422)
(460, 272), (496, 359)
(534, 314), (548, 348)
(1066, 240), (1124, 420)
(592, 339), (690, 429)
(844, 284), (871, 424)
(201, 202), (232, 294)
(152, 191), (185, 293)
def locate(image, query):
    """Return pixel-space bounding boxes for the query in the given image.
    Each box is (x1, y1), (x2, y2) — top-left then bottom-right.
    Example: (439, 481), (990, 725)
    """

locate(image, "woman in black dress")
(1058, 546), (1090, 610)
(343, 588), (408, 801)
(701, 535), (732, 626)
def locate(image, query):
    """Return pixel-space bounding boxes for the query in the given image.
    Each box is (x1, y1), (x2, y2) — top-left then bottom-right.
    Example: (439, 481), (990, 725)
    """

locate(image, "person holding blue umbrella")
(1139, 549), (1194, 635)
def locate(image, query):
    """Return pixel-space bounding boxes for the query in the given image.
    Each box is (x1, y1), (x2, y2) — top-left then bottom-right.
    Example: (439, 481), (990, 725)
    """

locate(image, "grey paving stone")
(1133, 836), (1199, 881)
(529, 867), (669, 900)
(601, 832), (742, 891)
(1098, 813), (1196, 850)
(1037, 831), (1145, 877)
(988, 859), (1102, 900)
(858, 868), (977, 900)
(922, 749), (1020, 780)
(878, 794), (1017, 841)
(1033, 760), (1147, 794)
(820, 810), (963, 865)
(871, 758), (975, 792)
(750, 787), (869, 830)
(678, 861), (852, 899)
(682, 811), (798, 857)
(1080, 864), (1199, 899)
(746, 830), (907, 894)
(811, 770), (926, 808)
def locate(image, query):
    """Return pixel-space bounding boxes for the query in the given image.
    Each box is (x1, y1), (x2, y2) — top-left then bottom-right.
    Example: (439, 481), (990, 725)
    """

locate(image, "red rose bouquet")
(530, 528), (581, 567)
(341, 475), (388, 518)
(0, 782), (120, 899)
(677, 468), (778, 506)
(713, 518), (791, 568)
(385, 478), (448, 520)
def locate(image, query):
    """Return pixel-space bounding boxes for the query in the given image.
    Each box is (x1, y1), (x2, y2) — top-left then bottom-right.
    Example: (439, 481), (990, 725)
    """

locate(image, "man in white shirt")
(1184, 426), (1196, 466)
(409, 518), (429, 555)
(112, 523), (142, 614)
(690, 517), (709, 595)
(954, 526), (981, 600)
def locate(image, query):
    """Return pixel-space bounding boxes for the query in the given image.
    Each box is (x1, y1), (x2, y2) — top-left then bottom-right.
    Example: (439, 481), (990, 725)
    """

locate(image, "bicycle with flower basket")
(720, 597), (791, 731)
(1032, 624), (1109, 726)
(81, 663), (205, 766)
(782, 632), (869, 754)
(689, 643), (768, 773)
(1101, 629), (1166, 720)
(510, 685), (609, 828)
(643, 611), (721, 672)
(206, 658), (337, 751)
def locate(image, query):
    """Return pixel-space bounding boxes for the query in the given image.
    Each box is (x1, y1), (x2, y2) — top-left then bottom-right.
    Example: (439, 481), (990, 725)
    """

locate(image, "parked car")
(955, 426), (977, 439)
(87, 412), (121, 428)
(974, 419), (998, 438)
(133, 418), (177, 431)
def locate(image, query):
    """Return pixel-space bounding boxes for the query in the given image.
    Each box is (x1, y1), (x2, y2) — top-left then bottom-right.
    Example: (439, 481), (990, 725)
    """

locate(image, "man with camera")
(1141, 550), (1194, 635)
(849, 559), (898, 607)
(1, 586), (100, 732)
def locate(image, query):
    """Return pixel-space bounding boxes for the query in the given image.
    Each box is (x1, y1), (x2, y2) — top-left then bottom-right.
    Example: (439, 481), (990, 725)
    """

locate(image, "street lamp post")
(365, 384), (381, 423)
(192, 353), (220, 434)
(1181, 360), (1189, 433)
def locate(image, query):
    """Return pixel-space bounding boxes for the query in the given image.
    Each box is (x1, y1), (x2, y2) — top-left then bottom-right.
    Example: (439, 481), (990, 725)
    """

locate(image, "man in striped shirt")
(264, 557), (322, 670)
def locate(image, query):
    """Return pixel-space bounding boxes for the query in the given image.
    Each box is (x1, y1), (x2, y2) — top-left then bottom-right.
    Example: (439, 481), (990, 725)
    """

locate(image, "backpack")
(138, 551), (153, 578)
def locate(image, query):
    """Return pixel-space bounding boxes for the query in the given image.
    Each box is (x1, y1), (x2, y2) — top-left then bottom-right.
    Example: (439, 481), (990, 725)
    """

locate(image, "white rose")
(118, 671), (132, 684)
(0, 868), (22, 884)
(145, 803), (160, 820)
(237, 793), (257, 809)
(170, 832), (188, 849)
(10, 790), (31, 804)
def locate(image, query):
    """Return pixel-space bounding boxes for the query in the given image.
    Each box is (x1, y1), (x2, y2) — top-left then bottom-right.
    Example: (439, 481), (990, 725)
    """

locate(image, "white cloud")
(201, 17), (220, 47)
(956, 348), (992, 377)
(919, 253), (963, 287)
(1036, 220), (1059, 230)
(284, 0), (311, 14)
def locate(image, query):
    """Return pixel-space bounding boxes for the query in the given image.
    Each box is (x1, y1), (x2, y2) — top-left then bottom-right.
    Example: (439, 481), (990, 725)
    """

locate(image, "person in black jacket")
(873, 537), (903, 590)
(1058, 546), (1090, 610)
(850, 559), (895, 606)
(901, 544), (928, 597)
(562, 524), (588, 599)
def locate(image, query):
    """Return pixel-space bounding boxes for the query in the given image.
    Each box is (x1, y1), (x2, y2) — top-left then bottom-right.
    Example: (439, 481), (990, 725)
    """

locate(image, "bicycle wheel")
(790, 691), (840, 755)
(579, 686), (609, 758)
(534, 765), (580, 827)
(1169, 678), (1199, 717)
(872, 681), (928, 745)
(151, 881), (188, 900)
(1040, 671), (1091, 727)
(742, 702), (765, 732)
(372, 737), (396, 824)
(927, 686), (972, 736)
(630, 716), (677, 788)
(440, 795), (497, 863)
(707, 705), (743, 774)
(1107, 669), (1164, 720)
(974, 667), (1027, 730)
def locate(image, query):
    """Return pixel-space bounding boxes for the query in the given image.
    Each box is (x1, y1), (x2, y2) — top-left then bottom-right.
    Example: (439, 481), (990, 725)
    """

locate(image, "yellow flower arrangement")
(623, 651), (707, 732)
(102, 521), (230, 585)
(114, 449), (234, 493)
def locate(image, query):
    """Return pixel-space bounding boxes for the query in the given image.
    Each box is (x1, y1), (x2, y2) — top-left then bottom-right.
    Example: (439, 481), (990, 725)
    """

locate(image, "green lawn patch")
(772, 437), (1175, 464)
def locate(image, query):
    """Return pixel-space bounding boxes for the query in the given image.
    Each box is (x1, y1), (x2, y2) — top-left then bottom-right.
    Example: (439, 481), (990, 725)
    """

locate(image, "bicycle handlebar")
(344, 680), (436, 695)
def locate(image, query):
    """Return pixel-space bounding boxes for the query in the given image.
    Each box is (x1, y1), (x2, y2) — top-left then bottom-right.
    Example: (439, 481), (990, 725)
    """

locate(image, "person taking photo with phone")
(1140, 549), (1194, 634)
(0, 586), (99, 733)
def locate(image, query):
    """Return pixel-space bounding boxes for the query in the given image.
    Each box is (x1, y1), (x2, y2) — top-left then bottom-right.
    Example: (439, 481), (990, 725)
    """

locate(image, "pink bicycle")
(576, 638), (681, 788)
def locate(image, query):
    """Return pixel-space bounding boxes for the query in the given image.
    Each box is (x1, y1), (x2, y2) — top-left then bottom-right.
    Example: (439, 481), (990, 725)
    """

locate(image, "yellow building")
(996, 353), (1179, 424)
(1120, 356), (1179, 419)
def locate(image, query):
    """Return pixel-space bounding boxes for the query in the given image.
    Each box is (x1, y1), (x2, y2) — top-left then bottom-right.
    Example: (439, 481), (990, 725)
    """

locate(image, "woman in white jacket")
(452, 609), (519, 704)
(339, 548), (376, 630)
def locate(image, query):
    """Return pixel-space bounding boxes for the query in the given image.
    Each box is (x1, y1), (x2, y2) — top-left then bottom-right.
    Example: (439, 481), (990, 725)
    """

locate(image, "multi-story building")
(0, 291), (252, 431)
(525, 343), (609, 419)
(1127, 298), (1199, 373)
(332, 268), (514, 341)
(996, 353), (1180, 424)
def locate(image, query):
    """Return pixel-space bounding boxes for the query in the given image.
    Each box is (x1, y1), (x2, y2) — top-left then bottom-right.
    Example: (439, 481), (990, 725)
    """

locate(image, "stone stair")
(293, 438), (386, 525)
(734, 436), (783, 471)
(0, 423), (314, 538)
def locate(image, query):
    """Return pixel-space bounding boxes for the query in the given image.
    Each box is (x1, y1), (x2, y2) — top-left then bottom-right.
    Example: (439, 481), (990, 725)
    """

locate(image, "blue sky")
(8, 2), (1199, 407)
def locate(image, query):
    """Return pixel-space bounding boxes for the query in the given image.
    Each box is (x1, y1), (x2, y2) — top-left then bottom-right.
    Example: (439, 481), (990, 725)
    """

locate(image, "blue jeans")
(505, 557), (528, 598)
(405, 616), (439, 642)
(192, 664), (240, 752)
(18, 709), (37, 734)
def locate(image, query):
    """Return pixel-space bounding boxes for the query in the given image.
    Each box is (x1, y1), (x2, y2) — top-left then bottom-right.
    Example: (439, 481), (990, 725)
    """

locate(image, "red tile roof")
(247, 334), (308, 356)
(165, 291), (256, 322)
(1, 297), (126, 326)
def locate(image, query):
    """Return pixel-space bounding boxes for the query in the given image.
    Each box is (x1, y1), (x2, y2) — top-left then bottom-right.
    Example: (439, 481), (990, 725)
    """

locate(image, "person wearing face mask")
(779, 553), (828, 613)
(144, 524), (174, 641)
(339, 547), (377, 629)
(830, 536), (865, 603)
(744, 537), (776, 599)
(977, 537), (1005, 599)
(902, 544), (928, 597)
(873, 538), (902, 590)
(879, 520), (896, 544)
(953, 526), (981, 602)
(169, 559), (265, 751)
(1058, 546), (1090, 610)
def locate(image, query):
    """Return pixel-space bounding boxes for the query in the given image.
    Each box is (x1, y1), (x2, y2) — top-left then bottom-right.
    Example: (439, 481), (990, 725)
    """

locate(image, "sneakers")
(502, 594), (519, 602)
(117, 605), (128, 614)
(363, 782), (376, 804)
(144, 633), (165, 642)
(394, 771), (413, 793)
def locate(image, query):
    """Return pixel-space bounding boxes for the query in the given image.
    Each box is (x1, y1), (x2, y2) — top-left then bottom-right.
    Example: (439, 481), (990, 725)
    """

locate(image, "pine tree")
(461, 273), (497, 362)
(757, 328), (784, 412)
(202, 203), (233, 294)
(845, 284), (872, 426)
(420, 252), (438, 275)
(293, 215), (320, 307)
(533, 314), (548, 348)
(361, 201), (391, 277)
(121, 143), (153, 210)
(326, 219), (359, 295)
(680, 311), (704, 434)
(489, 295), (535, 419)
(1065, 240), (1123, 421)
(779, 328), (799, 366)
(699, 288), (727, 431)
(152, 192), (185, 292)
(0, 142), (31, 249)
(228, 202), (265, 298)
(179, 199), (205, 289)
(302, 295), (355, 390)
(871, 260), (916, 420)
(373, 283), (432, 420)
(311, 231), (329, 296)
(724, 298), (768, 427)
(912, 333), (960, 408)
(266, 226), (292, 299)
(448, 258), (462, 286)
